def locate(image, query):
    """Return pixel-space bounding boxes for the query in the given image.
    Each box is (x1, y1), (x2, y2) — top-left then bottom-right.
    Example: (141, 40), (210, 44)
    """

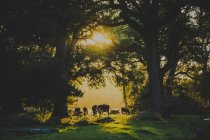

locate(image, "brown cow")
(83, 107), (88, 116)
(92, 105), (98, 116)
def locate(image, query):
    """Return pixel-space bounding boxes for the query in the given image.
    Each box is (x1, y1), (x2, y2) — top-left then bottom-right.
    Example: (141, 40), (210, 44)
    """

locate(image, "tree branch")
(97, 20), (127, 27)
(174, 71), (203, 81)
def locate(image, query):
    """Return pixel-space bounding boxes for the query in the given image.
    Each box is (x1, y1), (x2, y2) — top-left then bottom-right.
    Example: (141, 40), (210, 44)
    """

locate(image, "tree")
(83, 0), (210, 115)
(87, 0), (184, 113)
(0, 0), (93, 122)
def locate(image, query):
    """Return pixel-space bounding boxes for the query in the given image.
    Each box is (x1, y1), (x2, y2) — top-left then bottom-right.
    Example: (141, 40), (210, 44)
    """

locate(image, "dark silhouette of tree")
(1, 0), (210, 121)
(0, 0), (96, 122)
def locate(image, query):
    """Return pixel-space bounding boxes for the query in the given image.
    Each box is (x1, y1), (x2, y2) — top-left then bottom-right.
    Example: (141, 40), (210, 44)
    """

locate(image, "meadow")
(1, 114), (210, 140)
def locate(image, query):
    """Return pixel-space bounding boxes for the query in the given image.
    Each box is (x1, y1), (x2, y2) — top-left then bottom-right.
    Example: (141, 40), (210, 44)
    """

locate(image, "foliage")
(1, 0), (210, 121)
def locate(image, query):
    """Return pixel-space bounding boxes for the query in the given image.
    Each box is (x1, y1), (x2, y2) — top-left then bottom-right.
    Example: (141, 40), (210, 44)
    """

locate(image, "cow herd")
(69, 104), (131, 117)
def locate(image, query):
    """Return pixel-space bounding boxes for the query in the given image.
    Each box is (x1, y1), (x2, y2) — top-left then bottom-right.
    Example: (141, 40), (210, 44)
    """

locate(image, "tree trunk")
(164, 21), (182, 95)
(122, 82), (128, 108)
(145, 31), (162, 114)
(48, 39), (69, 123)
(165, 67), (176, 95)
(49, 30), (79, 123)
(51, 88), (69, 121)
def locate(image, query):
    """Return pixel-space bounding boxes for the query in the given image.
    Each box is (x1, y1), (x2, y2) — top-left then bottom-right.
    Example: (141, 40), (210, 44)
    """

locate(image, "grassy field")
(1, 114), (210, 140)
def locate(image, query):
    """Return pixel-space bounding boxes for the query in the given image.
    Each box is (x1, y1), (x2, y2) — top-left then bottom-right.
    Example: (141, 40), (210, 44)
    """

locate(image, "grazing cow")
(92, 105), (98, 116)
(83, 107), (88, 116)
(110, 110), (120, 115)
(97, 104), (110, 117)
(121, 107), (130, 115)
(74, 108), (83, 116)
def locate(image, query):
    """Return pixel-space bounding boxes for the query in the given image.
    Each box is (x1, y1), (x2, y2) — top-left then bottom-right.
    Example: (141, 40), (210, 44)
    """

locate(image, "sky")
(74, 78), (124, 109)
(73, 32), (124, 109)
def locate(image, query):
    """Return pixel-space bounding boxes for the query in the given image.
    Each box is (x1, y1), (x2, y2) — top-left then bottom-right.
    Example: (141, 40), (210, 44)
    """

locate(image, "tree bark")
(145, 31), (162, 113)
(165, 66), (177, 95)
(49, 29), (79, 123)
(51, 88), (69, 120)
(122, 82), (128, 108)
(48, 38), (69, 123)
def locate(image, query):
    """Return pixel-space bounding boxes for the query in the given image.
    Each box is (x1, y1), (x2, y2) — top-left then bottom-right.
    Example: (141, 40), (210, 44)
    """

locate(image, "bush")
(173, 94), (209, 115)
(0, 113), (41, 127)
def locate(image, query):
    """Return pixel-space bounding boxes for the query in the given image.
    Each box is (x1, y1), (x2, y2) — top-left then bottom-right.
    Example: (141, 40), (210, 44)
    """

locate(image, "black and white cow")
(83, 107), (88, 116)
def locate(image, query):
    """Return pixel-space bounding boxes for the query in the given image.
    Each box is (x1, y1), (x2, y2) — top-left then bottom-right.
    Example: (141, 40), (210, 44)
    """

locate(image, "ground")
(0, 114), (210, 140)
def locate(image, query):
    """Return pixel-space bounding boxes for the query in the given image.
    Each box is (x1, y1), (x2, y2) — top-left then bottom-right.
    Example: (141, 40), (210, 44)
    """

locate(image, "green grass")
(1, 114), (209, 140)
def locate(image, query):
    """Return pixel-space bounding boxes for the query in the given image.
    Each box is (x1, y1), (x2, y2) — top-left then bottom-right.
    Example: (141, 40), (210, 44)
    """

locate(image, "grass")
(0, 114), (210, 140)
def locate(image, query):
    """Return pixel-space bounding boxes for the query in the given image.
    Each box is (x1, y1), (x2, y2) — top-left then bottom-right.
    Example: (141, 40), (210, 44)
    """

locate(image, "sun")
(79, 32), (112, 48)
(91, 32), (112, 45)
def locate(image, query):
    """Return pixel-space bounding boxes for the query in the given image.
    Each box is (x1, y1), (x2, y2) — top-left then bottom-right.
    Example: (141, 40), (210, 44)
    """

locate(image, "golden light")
(91, 32), (112, 45)
(79, 32), (112, 48)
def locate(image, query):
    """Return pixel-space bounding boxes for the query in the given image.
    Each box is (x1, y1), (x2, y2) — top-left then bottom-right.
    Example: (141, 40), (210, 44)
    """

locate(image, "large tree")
(87, 0), (183, 113)
(0, 0), (93, 122)
(84, 0), (210, 114)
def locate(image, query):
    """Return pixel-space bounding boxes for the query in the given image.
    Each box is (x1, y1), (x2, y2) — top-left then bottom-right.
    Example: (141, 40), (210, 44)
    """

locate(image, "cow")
(83, 107), (88, 116)
(92, 105), (98, 116)
(97, 104), (110, 117)
(121, 107), (130, 115)
(74, 108), (83, 116)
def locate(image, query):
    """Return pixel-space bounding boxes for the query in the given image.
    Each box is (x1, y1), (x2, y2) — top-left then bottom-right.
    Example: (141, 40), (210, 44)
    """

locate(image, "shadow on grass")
(100, 115), (203, 140)
(1, 114), (209, 140)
